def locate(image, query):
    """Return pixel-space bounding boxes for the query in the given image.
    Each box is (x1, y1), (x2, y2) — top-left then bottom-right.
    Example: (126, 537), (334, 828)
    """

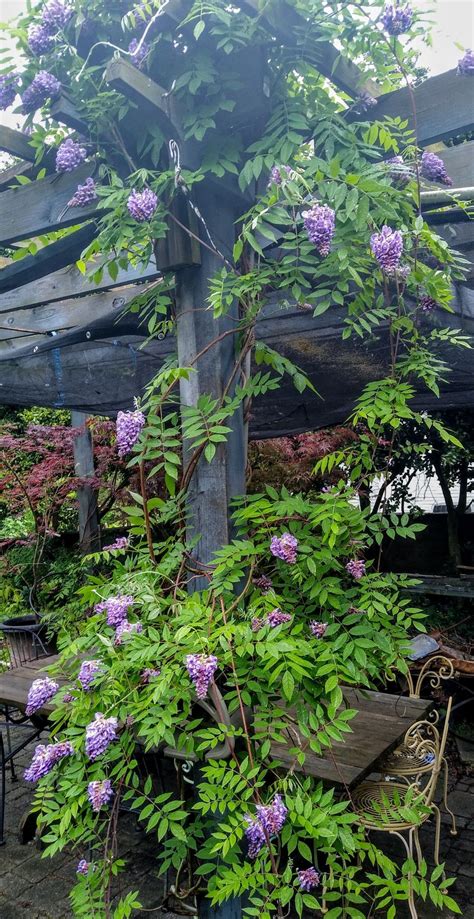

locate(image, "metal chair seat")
(352, 780), (428, 830)
(381, 743), (435, 776)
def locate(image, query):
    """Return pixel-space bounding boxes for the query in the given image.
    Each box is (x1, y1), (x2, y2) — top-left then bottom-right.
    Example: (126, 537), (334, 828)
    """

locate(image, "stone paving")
(0, 735), (473, 918)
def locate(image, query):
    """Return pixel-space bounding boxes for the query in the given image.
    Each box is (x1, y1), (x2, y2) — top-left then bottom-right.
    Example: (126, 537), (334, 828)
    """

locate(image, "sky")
(0, 0), (473, 130)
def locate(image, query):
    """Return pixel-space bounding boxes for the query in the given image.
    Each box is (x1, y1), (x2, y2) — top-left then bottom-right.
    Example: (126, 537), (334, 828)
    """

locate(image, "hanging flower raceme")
(420, 295), (438, 313)
(114, 620), (143, 645)
(253, 574), (273, 592)
(457, 49), (474, 75)
(116, 408), (146, 456)
(26, 677), (59, 715)
(56, 138), (87, 173)
(297, 867), (321, 891)
(76, 860), (93, 876)
(346, 559), (366, 579)
(186, 654), (218, 699)
(67, 177), (97, 208)
(78, 660), (104, 691)
(310, 620), (328, 638)
(24, 741), (73, 782)
(244, 794), (288, 858)
(420, 151), (452, 187)
(28, 23), (55, 55)
(41, 0), (73, 32)
(140, 668), (161, 684)
(21, 71), (61, 112)
(270, 532), (298, 564)
(268, 165), (292, 186)
(386, 155), (411, 186)
(88, 779), (113, 812)
(370, 225), (403, 273)
(251, 617), (264, 632)
(129, 37), (149, 68)
(381, 2), (413, 35)
(95, 594), (135, 627)
(127, 188), (158, 221)
(85, 713), (118, 760)
(0, 72), (18, 109)
(267, 609), (292, 627)
(102, 536), (129, 551)
(302, 203), (336, 256)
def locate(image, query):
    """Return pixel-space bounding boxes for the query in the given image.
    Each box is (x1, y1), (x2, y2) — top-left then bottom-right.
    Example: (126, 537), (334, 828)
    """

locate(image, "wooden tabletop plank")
(0, 655), (61, 714)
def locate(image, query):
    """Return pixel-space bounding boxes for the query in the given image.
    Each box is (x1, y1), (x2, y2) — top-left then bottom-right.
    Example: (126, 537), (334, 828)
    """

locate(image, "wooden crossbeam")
(0, 224), (97, 293)
(0, 163), (99, 246)
(437, 142), (474, 188)
(50, 94), (89, 134)
(359, 69), (474, 145)
(105, 58), (182, 138)
(0, 126), (37, 162)
(0, 258), (160, 313)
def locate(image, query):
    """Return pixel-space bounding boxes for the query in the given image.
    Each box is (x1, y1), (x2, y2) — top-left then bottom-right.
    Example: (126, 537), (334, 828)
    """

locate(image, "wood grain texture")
(0, 655), (61, 714)
(0, 126), (37, 162)
(105, 58), (182, 138)
(72, 411), (100, 552)
(438, 142), (474, 188)
(0, 224), (97, 293)
(50, 94), (89, 134)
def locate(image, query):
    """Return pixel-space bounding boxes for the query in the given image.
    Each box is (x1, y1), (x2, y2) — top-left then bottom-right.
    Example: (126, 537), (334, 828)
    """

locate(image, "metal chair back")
(0, 621), (50, 670)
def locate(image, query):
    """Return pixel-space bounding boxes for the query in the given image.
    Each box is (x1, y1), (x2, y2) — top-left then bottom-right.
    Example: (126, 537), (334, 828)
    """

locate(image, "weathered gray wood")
(0, 655), (61, 714)
(154, 196), (201, 271)
(0, 259), (160, 314)
(105, 58), (182, 138)
(0, 159), (34, 190)
(72, 411), (100, 553)
(50, 94), (89, 134)
(438, 142), (474, 188)
(360, 69), (474, 145)
(0, 126), (36, 162)
(0, 162), (98, 246)
(0, 224), (97, 293)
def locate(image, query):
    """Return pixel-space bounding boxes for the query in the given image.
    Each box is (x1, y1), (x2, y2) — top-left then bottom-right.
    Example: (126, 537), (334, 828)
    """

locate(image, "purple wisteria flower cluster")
(387, 155), (411, 186)
(253, 574), (273, 592)
(0, 72), (18, 109)
(27, 0), (72, 55)
(88, 779), (113, 812)
(244, 794), (288, 858)
(22, 70), (61, 112)
(78, 660), (104, 691)
(420, 295), (438, 313)
(420, 151), (452, 187)
(267, 608), (292, 628)
(85, 713), (118, 760)
(302, 203), (336, 256)
(346, 559), (366, 579)
(381, 2), (413, 35)
(458, 50), (474, 75)
(76, 859), (91, 876)
(95, 594), (135, 627)
(102, 535), (129, 551)
(114, 620), (143, 645)
(28, 24), (55, 55)
(26, 676), (59, 715)
(268, 165), (292, 186)
(67, 177), (97, 208)
(56, 138), (87, 173)
(310, 620), (328, 638)
(127, 188), (158, 222)
(186, 654), (218, 699)
(297, 866), (321, 891)
(251, 617), (264, 632)
(116, 409), (146, 455)
(270, 532), (298, 564)
(24, 741), (73, 782)
(129, 38), (149, 68)
(140, 667), (161, 684)
(370, 225), (403, 273)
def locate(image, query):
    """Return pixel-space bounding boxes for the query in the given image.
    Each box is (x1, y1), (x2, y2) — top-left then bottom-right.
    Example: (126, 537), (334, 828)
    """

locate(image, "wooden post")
(71, 411), (100, 553)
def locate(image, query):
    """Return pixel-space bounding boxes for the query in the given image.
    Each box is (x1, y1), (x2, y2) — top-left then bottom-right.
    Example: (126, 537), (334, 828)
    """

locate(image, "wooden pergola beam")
(0, 126), (37, 162)
(437, 142), (474, 189)
(50, 94), (89, 135)
(0, 224), (97, 293)
(0, 162), (99, 246)
(105, 58), (182, 138)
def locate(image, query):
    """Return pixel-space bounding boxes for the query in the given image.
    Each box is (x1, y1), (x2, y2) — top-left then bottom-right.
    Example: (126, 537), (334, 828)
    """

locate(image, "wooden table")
(0, 655), (60, 716)
(265, 688), (433, 789)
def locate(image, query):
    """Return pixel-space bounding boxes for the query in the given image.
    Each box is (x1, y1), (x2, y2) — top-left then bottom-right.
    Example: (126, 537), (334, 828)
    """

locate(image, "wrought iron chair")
(0, 621), (51, 845)
(352, 697), (453, 919)
(379, 655), (457, 836)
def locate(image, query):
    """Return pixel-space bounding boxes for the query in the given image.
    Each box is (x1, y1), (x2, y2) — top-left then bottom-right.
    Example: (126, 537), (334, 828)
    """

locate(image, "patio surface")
(1, 735), (473, 918)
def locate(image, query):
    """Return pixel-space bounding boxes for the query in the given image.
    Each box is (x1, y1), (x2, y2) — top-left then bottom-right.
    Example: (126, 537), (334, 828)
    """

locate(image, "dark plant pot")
(0, 615), (57, 663)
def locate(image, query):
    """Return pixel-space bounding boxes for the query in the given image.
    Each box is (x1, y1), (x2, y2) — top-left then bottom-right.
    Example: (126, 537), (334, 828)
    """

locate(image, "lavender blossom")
(140, 667), (161, 684)
(88, 779), (113, 812)
(387, 155), (411, 186)
(297, 866), (321, 891)
(420, 294), (438, 313)
(253, 574), (273, 592)
(56, 138), (87, 173)
(381, 2), (413, 35)
(114, 620), (143, 645)
(267, 608), (292, 628)
(62, 692), (75, 703)
(76, 859), (91, 875)
(346, 559), (366, 579)
(353, 91), (377, 113)
(26, 677), (59, 715)
(28, 23), (55, 55)
(268, 165), (292, 186)
(21, 71), (61, 112)
(244, 817), (266, 858)
(270, 532), (298, 564)
(245, 794), (287, 858)
(0, 73), (18, 109)
(302, 203), (336, 256)
(24, 741), (73, 782)
(95, 594), (135, 627)
(310, 620), (328, 638)
(457, 49), (474, 75)
(370, 225), (403, 273)
(186, 654), (218, 699)
(102, 535), (128, 551)
(127, 188), (158, 221)
(67, 177), (97, 208)
(78, 660), (104, 691)
(251, 617), (264, 632)
(85, 713), (118, 760)
(420, 151), (452, 187)
(116, 409), (146, 456)
(41, 0), (73, 31)
(128, 37), (149, 68)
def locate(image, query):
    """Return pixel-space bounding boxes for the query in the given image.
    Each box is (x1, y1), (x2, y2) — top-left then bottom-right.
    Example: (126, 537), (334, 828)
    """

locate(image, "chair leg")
(5, 709), (18, 782)
(413, 826), (423, 869)
(442, 757), (457, 836)
(390, 829), (418, 919)
(431, 804), (443, 868)
(0, 732), (6, 846)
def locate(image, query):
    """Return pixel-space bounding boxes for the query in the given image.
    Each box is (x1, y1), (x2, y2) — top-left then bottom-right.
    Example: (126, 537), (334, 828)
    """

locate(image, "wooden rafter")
(0, 224), (97, 293)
